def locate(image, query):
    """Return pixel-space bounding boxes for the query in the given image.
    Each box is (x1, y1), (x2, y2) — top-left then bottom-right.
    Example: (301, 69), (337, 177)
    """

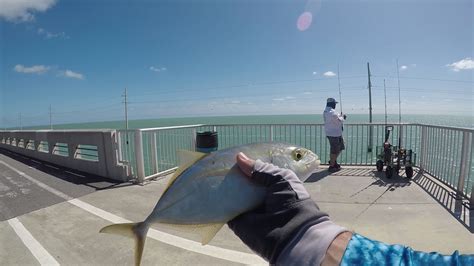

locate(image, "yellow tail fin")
(100, 222), (149, 266)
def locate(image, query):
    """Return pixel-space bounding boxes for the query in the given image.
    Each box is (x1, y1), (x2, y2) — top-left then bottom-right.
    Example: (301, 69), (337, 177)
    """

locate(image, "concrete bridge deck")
(1, 148), (472, 265)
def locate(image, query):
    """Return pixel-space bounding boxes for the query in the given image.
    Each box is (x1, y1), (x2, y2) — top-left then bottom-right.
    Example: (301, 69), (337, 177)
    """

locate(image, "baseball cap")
(327, 98), (338, 103)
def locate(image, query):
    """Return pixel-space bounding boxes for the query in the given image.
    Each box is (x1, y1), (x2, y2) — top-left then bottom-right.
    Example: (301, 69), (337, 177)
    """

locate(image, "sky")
(0, 0), (473, 128)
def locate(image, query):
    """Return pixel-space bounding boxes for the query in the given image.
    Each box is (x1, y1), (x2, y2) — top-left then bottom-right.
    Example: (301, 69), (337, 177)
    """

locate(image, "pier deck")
(1, 149), (472, 265)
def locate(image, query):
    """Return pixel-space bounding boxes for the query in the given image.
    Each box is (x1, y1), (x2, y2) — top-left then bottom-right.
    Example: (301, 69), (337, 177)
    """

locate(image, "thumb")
(236, 152), (255, 177)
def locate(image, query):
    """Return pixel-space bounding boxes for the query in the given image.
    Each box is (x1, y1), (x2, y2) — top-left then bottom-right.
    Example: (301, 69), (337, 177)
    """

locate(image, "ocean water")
(6, 114), (473, 196)
(26, 114), (474, 130)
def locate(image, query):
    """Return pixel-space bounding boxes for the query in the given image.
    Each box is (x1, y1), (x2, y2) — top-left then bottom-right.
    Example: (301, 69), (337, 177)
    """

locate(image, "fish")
(100, 142), (320, 265)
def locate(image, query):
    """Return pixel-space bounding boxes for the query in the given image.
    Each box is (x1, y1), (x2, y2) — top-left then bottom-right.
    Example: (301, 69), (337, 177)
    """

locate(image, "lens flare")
(297, 12), (312, 31)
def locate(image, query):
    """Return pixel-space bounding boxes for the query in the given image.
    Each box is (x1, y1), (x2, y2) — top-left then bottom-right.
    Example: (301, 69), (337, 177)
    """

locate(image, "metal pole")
(134, 129), (145, 183)
(457, 131), (470, 199)
(270, 125), (274, 142)
(192, 128), (197, 151)
(384, 79), (387, 125)
(396, 59), (402, 148)
(420, 126), (427, 170)
(123, 88), (129, 144)
(49, 104), (53, 130)
(396, 59), (402, 125)
(367, 62), (373, 152)
(151, 132), (158, 174)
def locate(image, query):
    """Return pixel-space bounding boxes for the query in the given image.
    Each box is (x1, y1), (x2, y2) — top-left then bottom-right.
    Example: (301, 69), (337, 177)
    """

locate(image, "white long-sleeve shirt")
(323, 106), (344, 137)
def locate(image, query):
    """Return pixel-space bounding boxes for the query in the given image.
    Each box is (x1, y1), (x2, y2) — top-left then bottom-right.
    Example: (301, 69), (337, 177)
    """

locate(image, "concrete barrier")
(0, 130), (130, 181)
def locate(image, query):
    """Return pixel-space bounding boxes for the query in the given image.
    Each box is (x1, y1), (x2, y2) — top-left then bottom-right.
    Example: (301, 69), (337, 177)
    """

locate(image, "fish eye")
(293, 149), (304, 161)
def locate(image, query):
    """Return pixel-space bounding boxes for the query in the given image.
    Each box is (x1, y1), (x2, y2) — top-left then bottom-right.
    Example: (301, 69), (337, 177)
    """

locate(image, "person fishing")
(323, 98), (346, 172)
(228, 152), (474, 265)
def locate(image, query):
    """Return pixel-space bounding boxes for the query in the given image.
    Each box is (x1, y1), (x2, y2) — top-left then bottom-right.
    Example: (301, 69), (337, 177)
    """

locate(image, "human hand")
(343, 114), (347, 120)
(228, 152), (328, 263)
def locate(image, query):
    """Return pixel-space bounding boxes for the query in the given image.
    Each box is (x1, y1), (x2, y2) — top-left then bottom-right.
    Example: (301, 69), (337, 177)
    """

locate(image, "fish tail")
(100, 222), (149, 266)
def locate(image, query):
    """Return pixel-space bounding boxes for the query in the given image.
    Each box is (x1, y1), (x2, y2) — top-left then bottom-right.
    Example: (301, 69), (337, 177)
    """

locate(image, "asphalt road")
(0, 149), (127, 221)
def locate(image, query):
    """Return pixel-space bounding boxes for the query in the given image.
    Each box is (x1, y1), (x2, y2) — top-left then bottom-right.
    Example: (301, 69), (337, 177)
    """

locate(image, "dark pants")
(327, 136), (345, 154)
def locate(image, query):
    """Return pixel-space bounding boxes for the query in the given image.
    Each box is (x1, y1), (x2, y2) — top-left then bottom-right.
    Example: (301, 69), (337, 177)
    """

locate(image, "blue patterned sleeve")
(341, 233), (474, 266)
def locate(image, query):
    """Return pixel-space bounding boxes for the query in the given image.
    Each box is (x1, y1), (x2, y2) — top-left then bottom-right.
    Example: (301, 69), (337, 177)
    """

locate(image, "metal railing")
(420, 125), (473, 203)
(117, 123), (472, 202)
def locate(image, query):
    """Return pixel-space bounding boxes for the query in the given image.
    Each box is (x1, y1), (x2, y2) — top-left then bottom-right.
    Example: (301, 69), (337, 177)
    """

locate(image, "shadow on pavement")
(412, 170), (473, 233)
(314, 164), (473, 233)
(0, 148), (134, 191)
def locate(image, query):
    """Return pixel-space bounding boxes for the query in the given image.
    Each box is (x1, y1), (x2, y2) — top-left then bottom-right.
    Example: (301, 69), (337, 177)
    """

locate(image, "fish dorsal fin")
(165, 150), (207, 190)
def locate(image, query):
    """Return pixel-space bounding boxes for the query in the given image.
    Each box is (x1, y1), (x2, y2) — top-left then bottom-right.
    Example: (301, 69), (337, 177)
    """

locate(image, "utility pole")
(122, 88), (129, 144)
(49, 104), (53, 130)
(396, 59), (402, 149)
(367, 62), (373, 152)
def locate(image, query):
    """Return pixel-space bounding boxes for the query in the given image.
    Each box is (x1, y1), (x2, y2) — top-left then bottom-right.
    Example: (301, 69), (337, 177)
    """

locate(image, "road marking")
(0, 160), (266, 265)
(7, 218), (60, 266)
(0, 161), (73, 200)
(69, 199), (266, 265)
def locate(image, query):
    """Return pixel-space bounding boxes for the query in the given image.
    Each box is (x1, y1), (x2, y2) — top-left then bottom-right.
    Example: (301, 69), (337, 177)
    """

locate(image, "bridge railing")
(0, 130), (130, 181)
(119, 123), (472, 203)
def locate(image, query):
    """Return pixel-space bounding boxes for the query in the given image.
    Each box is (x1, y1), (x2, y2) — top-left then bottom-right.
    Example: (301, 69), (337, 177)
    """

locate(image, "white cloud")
(37, 27), (68, 39)
(285, 96), (296, 99)
(13, 64), (50, 74)
(62, 70), (84, 80)
(0, 0), (57, 22)
(400, 65), (408, 71)
(272, 98), (285, 101)
(303, 91), (312, 95)
(323, 71), (336, 77)
(150, 66), (167, 72)
(446, 57), (474, 72)
(230, 100), (241, 104)
(312, 71), (317, 75)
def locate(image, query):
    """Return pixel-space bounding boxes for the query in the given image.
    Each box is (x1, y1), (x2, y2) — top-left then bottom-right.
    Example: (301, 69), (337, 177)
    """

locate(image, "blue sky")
(1, 0), (473, 128)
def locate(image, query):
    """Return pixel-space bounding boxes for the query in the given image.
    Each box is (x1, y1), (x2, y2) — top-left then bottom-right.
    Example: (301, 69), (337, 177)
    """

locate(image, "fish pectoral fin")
(160, 223), (224, 245)
(199, 223), (225, 245)
(164, 150), (208, 190)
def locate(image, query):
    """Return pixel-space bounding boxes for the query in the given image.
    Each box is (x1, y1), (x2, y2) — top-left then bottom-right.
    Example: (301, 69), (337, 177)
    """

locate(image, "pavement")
(0, 148), (473, 265)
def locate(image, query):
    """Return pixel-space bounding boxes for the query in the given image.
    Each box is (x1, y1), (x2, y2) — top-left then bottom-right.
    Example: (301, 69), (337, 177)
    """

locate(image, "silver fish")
(100, 142), (320, 265)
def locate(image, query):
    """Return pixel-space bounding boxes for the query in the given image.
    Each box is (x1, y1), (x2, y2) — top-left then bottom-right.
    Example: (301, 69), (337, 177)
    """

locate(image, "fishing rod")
(396, 59), (402, 148)
(384, 79), (387, 126)
(337, 64), (344, 132)
(337, 64), (343, 114)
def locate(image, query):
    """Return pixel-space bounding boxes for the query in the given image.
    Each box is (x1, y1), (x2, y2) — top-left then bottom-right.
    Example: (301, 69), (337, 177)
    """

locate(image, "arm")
(229, 153), (349, 265)
(335, 111), (345, 122)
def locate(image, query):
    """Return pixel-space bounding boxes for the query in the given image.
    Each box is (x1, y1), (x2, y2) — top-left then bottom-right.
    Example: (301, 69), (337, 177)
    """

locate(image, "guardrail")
(0, 130), (130, 181)
(419, 125), (473, 204)
(118, 123), (472, 202)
